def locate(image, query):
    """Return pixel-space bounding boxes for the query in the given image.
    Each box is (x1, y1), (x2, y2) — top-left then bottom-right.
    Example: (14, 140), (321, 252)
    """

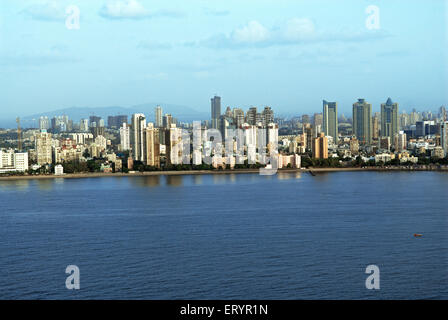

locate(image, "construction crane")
(16, 117), (22, 151)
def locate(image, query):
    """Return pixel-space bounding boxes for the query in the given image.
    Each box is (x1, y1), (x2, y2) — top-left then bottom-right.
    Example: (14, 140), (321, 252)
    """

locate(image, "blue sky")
(0, 0), (447, 119)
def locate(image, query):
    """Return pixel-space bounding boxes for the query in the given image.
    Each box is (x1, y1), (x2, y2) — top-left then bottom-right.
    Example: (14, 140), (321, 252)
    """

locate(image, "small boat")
(414, 233), (423, 237)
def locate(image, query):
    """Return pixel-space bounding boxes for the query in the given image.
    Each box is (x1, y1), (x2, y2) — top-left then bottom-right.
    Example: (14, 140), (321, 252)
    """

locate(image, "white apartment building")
(35, 131), (53, 165)
(120, 123), (131, 151)
(0, 149), (29, 173)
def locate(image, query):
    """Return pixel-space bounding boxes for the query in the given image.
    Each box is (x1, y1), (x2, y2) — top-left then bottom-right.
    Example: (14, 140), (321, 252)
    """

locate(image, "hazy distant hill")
(11, 103), (209, 128)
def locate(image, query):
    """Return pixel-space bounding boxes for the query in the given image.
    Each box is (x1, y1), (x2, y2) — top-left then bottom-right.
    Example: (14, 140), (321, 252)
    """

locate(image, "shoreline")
(0, 166), (447, 181)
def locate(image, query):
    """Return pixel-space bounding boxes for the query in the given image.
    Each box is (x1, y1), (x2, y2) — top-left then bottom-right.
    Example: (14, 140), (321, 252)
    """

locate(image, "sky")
(0, 0), (447, 120)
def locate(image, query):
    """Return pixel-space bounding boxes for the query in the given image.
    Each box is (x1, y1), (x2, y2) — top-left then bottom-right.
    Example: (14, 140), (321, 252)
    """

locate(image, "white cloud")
(100, 0), (148, 19)
(99, 0), (184, 20)
(282, 18), (315, 41)
(194, 18), (390, 49)
(232, 21), (270, 44)
(22, 1), (67, 21)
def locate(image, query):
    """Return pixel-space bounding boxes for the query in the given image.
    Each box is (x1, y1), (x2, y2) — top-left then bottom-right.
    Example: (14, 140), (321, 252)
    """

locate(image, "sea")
(0, 171), (447, 299)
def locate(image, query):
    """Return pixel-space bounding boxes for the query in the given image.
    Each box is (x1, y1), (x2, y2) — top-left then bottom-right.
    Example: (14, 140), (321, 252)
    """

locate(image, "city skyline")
(0, 0), (447, 121)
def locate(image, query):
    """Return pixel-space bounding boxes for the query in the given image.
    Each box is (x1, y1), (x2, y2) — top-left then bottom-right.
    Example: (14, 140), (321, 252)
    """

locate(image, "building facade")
(131, 113), (147, 162)
(323, 100), (338, 144)
(211, 96), (221, 129)
(353, 99), (372, 145)
(380, 98), (399, 141)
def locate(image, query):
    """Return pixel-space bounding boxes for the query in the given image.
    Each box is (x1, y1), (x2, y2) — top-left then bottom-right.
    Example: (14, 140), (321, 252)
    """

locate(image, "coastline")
(0, 166), (447, 181)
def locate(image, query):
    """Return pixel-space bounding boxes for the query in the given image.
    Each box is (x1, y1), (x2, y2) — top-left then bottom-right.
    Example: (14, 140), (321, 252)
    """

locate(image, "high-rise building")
(323, 100), (338, 144)
(266, 123), (278, 152)
(219, 116), (229, 140)
(120, 123), (131, 151)
(399, 112), (408, 129)
(441, 121), (448, 154)
(394, 131), (407, 152)
(51, 116), (68, 133)
(131, 113), (147, 162)
(163, 114), (173, 129)
(165, 124), (183, 165)
(304, 124), (313, 151)
(312, 132), (328, 159)
(302, 114), (310, 125)
(39, 116), (50, 131)
(313, 113), (323, 128)
(107, 115), (127, 129)
(233, 108), (245, 128)
(155, 106), (163, 128)
(439, 106), (447, 122)
(225, 106), (233, 118)
(381, 98), (399, 141)
(35, 131), (53, 165)
(353, 99), (372, 145)
(145, 123), (160, 167)
(416, 120), (436, 137)
(80, 119), (89, 132)
(262, 107), (274, 127)
(350, 138), (359, 155)
(372, 113), (380, 140)
(211, 96), (221, 129)
(246, 107), (257, 126)
(89, 116), (102, 127)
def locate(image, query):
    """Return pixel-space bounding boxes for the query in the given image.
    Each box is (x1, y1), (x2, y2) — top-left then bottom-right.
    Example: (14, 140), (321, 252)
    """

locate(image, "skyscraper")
(35, 131), (53, 165)
(381, 98), (399, 141)
(89, 116), (102, 127)
(145, 123), (160, 167)
(372, 113), (380, 140)
(394, 131), (407, 152)
(39, 116), (50, 131)
(313, 113), (323, 128)
(353, 99), (372, 145)
(163, 114), (173, 129)
(165, 124), (183, 165)
(233, 108), (245, 128)
(155, 105), (163, 128)
(246, 107), (257, 125)
(211, 96), (221, 129)
(120, 123), (131, 151)
(80, 119), (89, 132)
(441, 121), (448, 155)
(131, 113), (147, 162)
(262, 107), (274, 127)
(323, 100), (338, 143)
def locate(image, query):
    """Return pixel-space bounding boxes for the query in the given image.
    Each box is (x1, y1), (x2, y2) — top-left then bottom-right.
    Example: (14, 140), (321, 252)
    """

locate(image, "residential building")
(131, 114), (147, 162)
(155, 106), (163, 128)
(323, 100), (338, 143)
(120, 123), (131, 151)
(381, 98), (399, 140)
(211, 96), (221, 129)
(35, 131), (53, 165)
(312, 132), (328, 159)
(353, 99), (372, 145)
(145, 123), (160, 167)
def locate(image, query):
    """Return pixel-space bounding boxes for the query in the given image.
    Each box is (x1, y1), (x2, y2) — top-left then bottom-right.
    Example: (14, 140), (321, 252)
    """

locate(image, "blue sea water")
(0, 171), (447, 299)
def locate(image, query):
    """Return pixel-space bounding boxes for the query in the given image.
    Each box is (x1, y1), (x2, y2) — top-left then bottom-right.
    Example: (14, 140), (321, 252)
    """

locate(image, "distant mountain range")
(0, 103), (210, 128)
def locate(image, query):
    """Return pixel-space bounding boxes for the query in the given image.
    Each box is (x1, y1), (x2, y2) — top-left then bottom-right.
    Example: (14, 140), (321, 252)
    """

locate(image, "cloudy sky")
(0, 0), (447, 119)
